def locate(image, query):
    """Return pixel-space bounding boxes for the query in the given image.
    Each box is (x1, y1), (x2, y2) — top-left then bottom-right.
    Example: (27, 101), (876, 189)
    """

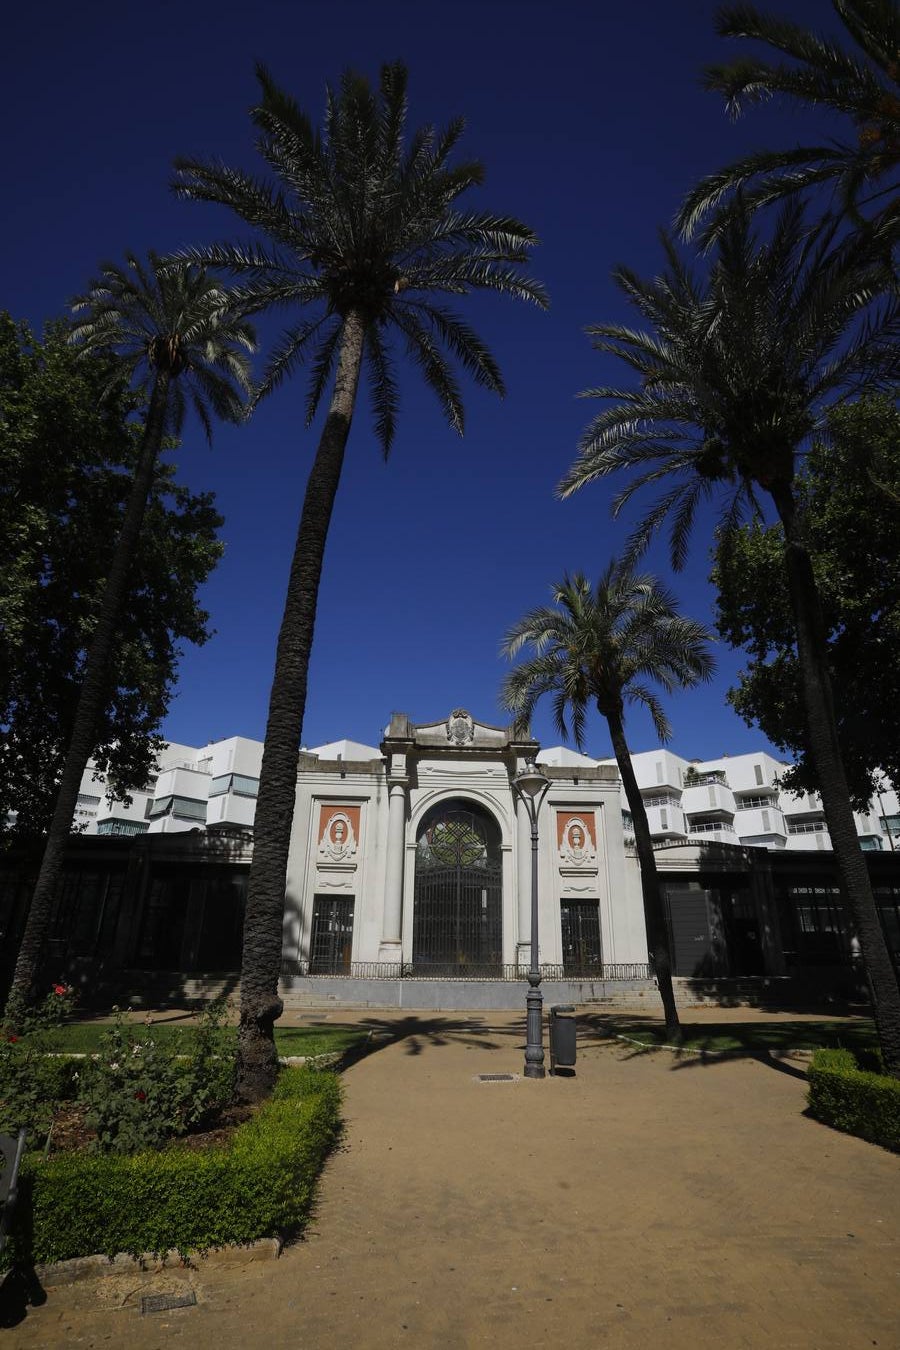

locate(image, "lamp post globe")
(512, 760), (551, 1079)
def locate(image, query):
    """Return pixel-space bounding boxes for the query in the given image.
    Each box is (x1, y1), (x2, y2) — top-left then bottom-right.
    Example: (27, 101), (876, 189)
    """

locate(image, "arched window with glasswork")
(413, 798), (502, 974)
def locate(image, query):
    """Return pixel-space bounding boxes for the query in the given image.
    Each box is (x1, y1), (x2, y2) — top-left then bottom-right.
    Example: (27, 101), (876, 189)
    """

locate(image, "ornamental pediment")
(412, 709), (511, 750)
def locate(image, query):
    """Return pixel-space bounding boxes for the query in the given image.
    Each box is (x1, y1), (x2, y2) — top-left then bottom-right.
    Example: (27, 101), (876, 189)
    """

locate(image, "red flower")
(53, 983), (67, 996)
(7, 1035), (18, 1044)
(134, 1090), (147, 1102)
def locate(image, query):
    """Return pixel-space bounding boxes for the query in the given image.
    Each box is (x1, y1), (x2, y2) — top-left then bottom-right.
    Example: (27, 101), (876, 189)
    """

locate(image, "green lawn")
(40, 1021), (369, 1058)
(602, 1017), (878, 1056)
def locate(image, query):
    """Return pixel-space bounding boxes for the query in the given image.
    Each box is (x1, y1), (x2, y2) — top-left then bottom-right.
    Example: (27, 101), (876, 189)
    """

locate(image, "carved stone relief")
(317, 804), (360, 864)
(557, 812), (597, 868)
(446, 708), (475, 746)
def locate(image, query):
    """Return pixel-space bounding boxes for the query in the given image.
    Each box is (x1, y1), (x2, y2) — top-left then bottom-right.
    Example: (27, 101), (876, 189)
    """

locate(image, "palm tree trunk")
(5, 372), (171, 1019)
(605, 704), (681, 1038)
(235, 310), (366, 1102)
(770, 482), (900, 1076)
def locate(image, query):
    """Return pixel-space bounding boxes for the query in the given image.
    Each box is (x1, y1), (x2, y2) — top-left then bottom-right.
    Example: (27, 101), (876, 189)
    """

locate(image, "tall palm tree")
(501, 566), (715, 1037)
(558, 202), (900, 1074)
(6, 255), (254, 1013)
(677, 1), (900, 245)
(173, 63), (547, 1099)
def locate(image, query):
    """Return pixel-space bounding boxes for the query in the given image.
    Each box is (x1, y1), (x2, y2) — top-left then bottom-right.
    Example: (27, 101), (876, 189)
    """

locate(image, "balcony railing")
(683, 770), (728, 787)
(281, 960), (652, 982)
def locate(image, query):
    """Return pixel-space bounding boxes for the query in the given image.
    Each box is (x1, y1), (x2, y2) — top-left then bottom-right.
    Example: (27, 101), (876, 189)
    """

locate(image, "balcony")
(682, 782), (735, 817)
(685, 821), (738, 844)
(683, 769), (727, 788)
(734, 806), (787, 840)
(644, 803), (687, 839)
(152, 765), (210, 802)
(207, 793), (256, 829)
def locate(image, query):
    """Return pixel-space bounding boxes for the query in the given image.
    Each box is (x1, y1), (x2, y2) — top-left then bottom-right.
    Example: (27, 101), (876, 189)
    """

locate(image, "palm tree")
(558, 201), (900, 1074)
(6, 255), (254, 1014)
(677, 1), (900, 245)
(501, 566), (715, 1037)
(173, 63), (547, 1100)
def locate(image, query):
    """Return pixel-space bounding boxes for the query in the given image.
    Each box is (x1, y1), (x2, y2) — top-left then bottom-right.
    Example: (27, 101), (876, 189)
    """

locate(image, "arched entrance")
(413, 799), (502, 974)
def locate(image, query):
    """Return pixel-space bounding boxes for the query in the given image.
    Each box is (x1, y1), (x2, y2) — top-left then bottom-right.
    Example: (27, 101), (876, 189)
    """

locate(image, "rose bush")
(76, 1001), (236, 1154)
(0, 985), (80, 1141)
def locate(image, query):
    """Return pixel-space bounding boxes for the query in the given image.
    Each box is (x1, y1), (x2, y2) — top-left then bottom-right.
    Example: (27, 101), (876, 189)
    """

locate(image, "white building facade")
(282, 711), (646, 978)
(51, 714), (897, 1001)
(609, 749), (900, 855)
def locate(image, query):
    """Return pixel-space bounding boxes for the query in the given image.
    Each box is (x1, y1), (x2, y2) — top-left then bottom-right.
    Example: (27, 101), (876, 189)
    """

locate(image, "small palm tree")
(173, 63), (547, 1099)
(558, 202), (900, 1074)
(6, 254), (254, 1012)
(677, 0), (900, 245)
(501, 565), (715, 1037)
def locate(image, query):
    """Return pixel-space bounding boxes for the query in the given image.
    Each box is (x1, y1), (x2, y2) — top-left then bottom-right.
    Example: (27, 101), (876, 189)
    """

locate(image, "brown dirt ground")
(5, 1008), (899, 1349)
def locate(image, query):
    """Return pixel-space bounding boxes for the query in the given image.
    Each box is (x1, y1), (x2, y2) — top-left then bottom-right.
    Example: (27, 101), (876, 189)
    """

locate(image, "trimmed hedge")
(8, 1066), (341, 1265)
(807, 1048), (900, 1153)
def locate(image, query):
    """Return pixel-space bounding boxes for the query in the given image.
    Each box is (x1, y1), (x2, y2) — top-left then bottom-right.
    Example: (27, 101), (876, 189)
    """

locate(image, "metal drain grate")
(476, 1073), (516, 1082)
(141, 1292), (198, 1315)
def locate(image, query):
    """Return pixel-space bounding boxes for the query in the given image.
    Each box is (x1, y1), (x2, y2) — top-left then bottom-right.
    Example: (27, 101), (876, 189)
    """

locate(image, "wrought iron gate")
(309, 895), (355, 974)
(560, 901), (602, 975)
(413, 803), (502, 975)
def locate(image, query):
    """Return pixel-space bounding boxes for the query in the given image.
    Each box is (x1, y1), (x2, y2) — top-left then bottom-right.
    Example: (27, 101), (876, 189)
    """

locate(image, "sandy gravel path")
(5, 1012), (899, 1349)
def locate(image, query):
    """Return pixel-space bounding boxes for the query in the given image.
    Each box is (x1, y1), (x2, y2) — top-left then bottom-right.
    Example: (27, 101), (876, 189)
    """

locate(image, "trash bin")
(549, 1005), (576, 1074)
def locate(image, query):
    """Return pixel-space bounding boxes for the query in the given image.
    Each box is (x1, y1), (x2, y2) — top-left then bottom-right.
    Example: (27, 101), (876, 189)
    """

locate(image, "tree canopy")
(677, 0), (900, 247)
(172, 60), (546, 1100)
(714, 394), (900, 808)
(501, 563), (714, 1037)
(0, 314), (224, 839)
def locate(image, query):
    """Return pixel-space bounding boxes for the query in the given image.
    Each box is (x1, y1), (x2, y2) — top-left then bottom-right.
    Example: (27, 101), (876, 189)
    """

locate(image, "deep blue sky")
(4, 0), (841, 761)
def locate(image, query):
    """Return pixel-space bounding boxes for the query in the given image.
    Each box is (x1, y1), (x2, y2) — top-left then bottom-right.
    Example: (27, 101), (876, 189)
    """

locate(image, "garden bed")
(1, 993), (346, 1269)
(7, 1065), (342, 1265)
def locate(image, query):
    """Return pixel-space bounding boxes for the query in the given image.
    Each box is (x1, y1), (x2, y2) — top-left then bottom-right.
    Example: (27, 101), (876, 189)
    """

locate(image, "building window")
(761, 810), (770, 831)
(309, 895), (355, 974)
(659, 809), (668, 830)
(781, 884), (848, 965)
(754, 764), (764, 785)
(77, 793), (101, 807)
(879, 815), (900, 836)
(147, 795), (207, 821)
(209, 773), (260, 798)
(560, 901), (602, 974)
(97, 818), (149, 837)
(787, 820), (828, 835)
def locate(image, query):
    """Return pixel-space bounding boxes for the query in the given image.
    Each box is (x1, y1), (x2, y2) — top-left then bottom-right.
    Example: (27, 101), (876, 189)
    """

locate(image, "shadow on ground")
(348, 1015), (518, 1063)
(577, 1011), (874, 1079)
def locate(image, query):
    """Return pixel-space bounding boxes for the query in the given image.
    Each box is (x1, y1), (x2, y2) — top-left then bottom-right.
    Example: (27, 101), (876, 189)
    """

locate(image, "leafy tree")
(7, 260), (254, 1013)
(501, 565), (715, 1038)
(173, 62), (547, 1099)
(714, 394), (900, 807)
(0, 314), (224, 840)
(558, 202), (900, 1074)
(677, 0), (900, 245)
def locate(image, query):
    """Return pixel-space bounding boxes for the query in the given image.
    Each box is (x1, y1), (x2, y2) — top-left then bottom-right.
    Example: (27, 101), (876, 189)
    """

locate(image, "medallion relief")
(317, 804), (360, 864)
(556, 811), (598, 868)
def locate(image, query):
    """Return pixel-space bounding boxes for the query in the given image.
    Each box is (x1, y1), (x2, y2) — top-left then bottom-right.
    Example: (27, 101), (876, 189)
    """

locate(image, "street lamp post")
(513, 760), (551, 1079)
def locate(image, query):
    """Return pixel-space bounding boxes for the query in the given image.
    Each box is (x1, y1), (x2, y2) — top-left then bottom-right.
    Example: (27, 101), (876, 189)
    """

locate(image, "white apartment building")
(75, 737), (263, 837)
(75, 736), (899, 856)
(602, 749), (899, 855)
